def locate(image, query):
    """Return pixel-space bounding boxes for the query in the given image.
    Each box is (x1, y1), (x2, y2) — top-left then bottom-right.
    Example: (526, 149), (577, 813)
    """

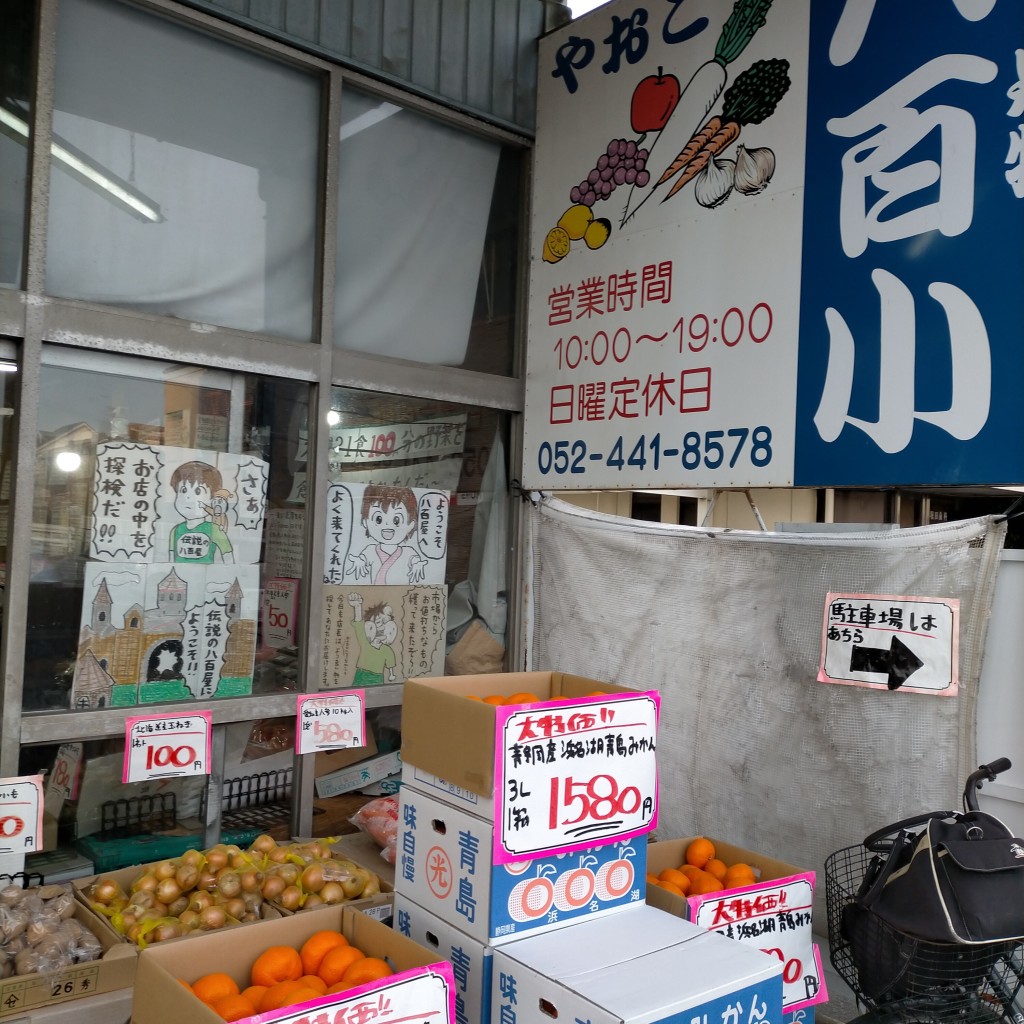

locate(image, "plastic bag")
(350, 796), (398, 865)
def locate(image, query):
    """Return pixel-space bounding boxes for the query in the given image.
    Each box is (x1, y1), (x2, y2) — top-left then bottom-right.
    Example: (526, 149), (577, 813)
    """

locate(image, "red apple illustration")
(630, 67), (681, 136)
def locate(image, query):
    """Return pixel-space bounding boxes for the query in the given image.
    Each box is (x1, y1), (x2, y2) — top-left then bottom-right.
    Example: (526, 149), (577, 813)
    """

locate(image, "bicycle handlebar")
(963, 757), (1012, 812)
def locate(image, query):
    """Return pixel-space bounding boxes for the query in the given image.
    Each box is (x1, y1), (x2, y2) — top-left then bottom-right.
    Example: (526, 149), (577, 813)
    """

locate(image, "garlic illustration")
(694, 157), (735, 209)
(733, 145), (776, 195)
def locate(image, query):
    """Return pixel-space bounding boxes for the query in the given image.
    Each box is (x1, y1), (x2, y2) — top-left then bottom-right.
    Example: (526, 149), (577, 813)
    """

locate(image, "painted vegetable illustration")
(659, 57), (790, 201)
(620, 0), (775, 226)
(630, 67), (681, 138)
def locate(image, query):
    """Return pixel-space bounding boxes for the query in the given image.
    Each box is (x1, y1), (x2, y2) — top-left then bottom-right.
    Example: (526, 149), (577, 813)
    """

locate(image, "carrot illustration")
(619, 0), (776, 227)
(661, 57), (790, 202)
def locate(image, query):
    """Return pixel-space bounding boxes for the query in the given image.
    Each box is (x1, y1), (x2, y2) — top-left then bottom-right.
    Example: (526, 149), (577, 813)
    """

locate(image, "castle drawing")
(71, 566), (257, 707)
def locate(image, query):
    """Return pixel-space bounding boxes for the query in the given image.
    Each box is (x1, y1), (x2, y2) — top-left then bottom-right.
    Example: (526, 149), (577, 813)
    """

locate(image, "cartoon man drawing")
(348, 592), (398, 686)
(169, 461), (234, 564)
(346, 485), (427, 584)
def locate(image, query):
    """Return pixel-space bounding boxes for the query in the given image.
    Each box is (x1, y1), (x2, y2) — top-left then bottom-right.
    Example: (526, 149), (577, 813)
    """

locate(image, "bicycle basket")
(826, 843), (1023, 1012)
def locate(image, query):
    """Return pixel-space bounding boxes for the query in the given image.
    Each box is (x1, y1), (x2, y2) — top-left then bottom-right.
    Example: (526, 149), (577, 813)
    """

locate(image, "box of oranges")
(132, 904), (455, 1024)
(400, 671), (636, 799)
(646, 837), (825, 1019)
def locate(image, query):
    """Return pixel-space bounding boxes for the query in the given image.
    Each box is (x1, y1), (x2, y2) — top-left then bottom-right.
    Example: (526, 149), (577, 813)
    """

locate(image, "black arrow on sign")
(850, 636), (924, 690)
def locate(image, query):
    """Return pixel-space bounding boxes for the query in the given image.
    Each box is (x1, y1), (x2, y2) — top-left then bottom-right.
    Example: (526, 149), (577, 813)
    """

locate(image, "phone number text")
(536, 428), (773, 475)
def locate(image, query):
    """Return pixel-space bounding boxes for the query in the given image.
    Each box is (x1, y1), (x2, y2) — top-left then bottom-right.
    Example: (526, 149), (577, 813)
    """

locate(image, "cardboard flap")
(401, 679), (499, 796)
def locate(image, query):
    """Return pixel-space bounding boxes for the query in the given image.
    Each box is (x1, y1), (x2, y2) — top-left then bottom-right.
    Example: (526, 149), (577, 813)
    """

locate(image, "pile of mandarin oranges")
(647, 837), (757, 898)
(183, 930), (393, 1021)
(466, 690), (608, 704)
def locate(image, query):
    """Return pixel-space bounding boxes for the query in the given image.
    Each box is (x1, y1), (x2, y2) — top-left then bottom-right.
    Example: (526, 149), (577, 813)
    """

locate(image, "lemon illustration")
(543, 226), (571, 263)
(583, 218), (611, 250)
(557, 204), (593, 241)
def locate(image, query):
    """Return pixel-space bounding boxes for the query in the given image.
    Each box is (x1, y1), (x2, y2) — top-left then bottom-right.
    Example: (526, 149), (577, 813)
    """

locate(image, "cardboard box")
(646, 838), (825, 1015)
(491, 903), (783, 1024)
(401, 671), (635, 798)
(315, 750), (403, 798)
(395, 893), (492, 1024)
(401, 761), (495, 817)
(330, 829), (397, 891)
(133, 904), (453, 1024)
(315, 727), (379, 777)
(359, 772), (401, 796)
(396, 785), (646, 944)
(0, 899), (136, 1018)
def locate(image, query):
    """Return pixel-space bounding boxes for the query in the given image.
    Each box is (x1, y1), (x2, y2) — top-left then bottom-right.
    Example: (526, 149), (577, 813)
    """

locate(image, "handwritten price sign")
(296, 691), (366, 755)
(0, 775), (44, 854)
(690, 875), (826, 1013)
(123, 712), (213, 783)
(493, 691), (659, 863)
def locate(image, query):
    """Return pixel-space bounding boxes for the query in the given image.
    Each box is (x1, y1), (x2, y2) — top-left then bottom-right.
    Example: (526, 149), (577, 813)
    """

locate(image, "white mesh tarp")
(525, 496), (1007, 910)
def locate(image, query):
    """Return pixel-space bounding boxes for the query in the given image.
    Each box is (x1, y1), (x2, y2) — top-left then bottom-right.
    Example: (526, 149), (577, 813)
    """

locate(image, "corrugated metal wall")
(180, 0), (570, 134)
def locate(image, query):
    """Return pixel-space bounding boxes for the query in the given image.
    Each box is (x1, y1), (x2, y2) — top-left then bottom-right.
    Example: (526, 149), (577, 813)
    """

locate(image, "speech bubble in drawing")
(416, 491), (449, 562)
(231, 457), (268, 532)
(181, 597), (229, 699)
(400, 586), (447, 678)
(324, 483), (356, 584)
(91, 443), (165, 562)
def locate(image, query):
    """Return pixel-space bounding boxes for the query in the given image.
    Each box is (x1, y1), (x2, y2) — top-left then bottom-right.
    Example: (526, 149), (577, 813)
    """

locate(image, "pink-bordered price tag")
(296, 691), (366, 755)
(123, 711), (213, 783)
(689, 874), (828, 1013)
(0, 775), (44, 854)
(493, 690), (660, 863)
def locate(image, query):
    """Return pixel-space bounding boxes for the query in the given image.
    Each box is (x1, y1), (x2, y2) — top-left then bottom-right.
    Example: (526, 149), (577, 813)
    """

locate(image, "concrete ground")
(815, 930), (863, 1024)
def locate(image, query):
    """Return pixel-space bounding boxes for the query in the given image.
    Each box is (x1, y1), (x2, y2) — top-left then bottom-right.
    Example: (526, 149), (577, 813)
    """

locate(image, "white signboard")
(296, 691), (366, 754)
(123, 712), (213, 782)
(493, 692), (659, 863)
(818, 593), (959, 695)
(0, 775), (44, 854)
(524, 0), (806, 489)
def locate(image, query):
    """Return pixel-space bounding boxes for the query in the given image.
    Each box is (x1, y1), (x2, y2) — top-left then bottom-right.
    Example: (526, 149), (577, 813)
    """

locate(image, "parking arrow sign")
(818, 594), (959, 695)
(850, 636), (925, 690)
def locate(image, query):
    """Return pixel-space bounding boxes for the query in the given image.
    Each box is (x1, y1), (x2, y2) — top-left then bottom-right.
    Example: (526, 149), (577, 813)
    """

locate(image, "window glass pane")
(324, 387), (510, 685)
(0, 0), (34, 289)
(335, 89), (521, 375)
(46, 0), (320, 342)
(26, 349), (310, 711)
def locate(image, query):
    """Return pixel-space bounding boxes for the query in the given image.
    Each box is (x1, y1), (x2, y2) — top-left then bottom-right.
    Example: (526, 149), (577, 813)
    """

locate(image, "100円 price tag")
(123, 711), (213, 783)
(0, 774), (44, 854)
(493, 691), (660, 863)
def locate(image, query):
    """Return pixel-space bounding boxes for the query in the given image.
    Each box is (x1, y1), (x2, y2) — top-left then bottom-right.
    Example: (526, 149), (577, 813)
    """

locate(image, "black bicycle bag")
(857, 809), (1024, 945)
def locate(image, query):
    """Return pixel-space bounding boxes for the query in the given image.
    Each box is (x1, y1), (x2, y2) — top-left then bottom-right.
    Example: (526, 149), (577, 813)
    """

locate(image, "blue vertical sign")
(796, 1), (1024, 486)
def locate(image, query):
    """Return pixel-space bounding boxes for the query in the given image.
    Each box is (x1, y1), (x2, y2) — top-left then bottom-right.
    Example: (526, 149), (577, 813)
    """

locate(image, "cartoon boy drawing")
(346, 485), (427, 584)
(169, 461), (234, 564)
(348, 592), (398, 686)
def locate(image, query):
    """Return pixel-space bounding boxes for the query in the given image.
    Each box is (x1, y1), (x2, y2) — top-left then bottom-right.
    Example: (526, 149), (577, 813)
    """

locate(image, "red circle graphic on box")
(425, 845), (453, 899)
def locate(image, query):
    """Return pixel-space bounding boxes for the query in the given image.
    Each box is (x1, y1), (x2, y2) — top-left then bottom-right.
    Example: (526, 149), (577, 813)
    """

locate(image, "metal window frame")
(0, 0), (530, 844)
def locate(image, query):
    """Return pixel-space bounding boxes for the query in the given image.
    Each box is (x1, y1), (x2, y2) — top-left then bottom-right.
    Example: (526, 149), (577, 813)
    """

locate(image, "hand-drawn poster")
(74, 443), (268, 708)
(90, 443), (268, 565)
(321, 585), (446, 689)
(323, 483), (450, 586)
(71, 562), (260, 708)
